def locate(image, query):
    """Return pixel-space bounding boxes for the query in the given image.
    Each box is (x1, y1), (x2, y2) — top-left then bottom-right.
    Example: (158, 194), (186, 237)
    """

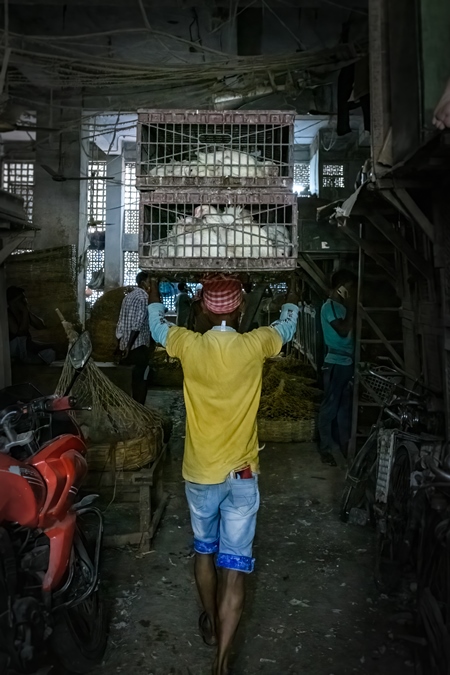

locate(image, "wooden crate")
(83, 446), (168, 552)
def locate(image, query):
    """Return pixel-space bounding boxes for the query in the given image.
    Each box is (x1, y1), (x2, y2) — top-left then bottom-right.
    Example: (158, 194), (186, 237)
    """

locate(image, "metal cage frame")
(136, 109), (294, 190)
(139, 189), (298, 272)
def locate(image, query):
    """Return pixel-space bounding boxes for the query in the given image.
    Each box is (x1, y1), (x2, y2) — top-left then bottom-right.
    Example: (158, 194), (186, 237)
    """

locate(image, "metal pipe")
(213, 85), (286, 110)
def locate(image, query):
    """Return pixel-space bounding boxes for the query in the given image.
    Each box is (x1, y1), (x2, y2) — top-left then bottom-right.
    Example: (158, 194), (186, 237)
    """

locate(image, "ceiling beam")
(0, 0), (368, 6)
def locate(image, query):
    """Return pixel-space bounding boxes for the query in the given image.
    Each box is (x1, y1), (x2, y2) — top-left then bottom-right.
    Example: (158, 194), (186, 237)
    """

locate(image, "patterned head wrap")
(201, 273), (243, 315)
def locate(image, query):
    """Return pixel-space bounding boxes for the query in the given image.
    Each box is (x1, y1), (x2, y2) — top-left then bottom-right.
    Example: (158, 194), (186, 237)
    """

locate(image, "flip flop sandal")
(199, 611), (217, 647)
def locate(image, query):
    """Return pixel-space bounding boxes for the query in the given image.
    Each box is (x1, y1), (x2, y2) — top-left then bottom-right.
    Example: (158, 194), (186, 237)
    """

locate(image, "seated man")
(7, 286), (56, 365)
(148, 273), (299, 675)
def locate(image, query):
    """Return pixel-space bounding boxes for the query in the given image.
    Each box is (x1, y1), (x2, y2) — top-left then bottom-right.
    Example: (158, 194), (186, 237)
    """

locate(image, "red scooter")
(0, 332), (107, 674)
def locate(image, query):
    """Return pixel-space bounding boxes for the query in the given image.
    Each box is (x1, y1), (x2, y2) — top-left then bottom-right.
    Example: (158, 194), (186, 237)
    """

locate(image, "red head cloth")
(202, 274), (243, 315)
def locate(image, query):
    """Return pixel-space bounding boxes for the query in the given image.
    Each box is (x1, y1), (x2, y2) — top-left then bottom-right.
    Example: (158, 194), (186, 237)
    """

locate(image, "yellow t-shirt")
(166, 326), (282, 484)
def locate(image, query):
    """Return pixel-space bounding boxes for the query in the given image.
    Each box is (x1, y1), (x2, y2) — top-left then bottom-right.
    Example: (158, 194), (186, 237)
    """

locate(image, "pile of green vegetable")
(259, 358), (321, 421)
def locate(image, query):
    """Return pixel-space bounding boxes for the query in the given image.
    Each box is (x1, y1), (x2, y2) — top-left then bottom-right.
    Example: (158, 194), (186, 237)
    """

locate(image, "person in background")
(148, 273), (299, 675)
(116, 271), (153, 405)
(187, 283), (213, 334)
(7, 286), (56, 365)
(318, 269), (357, 466)
(175, 282), (191, 327)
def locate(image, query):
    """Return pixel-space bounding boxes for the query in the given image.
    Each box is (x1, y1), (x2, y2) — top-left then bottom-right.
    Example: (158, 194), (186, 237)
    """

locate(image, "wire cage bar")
(137, 110), (294, 190)
(139, 190), (298, 272)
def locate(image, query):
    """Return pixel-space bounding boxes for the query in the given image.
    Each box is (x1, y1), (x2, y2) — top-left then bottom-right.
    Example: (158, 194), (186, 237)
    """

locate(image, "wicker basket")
(86, 435), (162, 472)
(257, 417), (316, 443)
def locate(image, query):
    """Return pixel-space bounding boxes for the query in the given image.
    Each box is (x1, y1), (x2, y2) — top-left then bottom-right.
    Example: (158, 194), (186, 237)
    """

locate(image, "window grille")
(123, 251), (139, 287)
(86, 162), (106, 308)
(86, 249), (104, 306)
(124, 162), (139, 234)
(293, 163), (310, 195)
(2, 161), (34, 221)
(87, 161), (107, 228)
(322, 164), (345, 189)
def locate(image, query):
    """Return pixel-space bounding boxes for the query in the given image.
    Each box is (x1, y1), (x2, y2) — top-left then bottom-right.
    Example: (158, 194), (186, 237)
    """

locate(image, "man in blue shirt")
(318, 269), (357, 466)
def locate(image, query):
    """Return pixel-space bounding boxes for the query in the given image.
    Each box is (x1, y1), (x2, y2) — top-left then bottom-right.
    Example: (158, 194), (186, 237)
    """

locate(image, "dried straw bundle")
(5, 246), (79, 357)
(87, 287), (129, 362)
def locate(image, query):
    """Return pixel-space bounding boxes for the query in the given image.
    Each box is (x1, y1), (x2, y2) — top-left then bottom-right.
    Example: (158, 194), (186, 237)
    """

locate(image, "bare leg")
(194, 553), (217, 644)
(213, 569), (245, 675)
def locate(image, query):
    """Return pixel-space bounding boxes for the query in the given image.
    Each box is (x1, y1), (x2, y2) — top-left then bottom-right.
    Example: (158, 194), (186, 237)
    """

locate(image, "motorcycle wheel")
(51, 591), (107, 674)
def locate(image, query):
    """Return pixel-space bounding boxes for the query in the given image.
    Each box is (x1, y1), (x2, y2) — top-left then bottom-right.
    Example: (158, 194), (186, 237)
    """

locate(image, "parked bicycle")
(340, 359), (430, 522)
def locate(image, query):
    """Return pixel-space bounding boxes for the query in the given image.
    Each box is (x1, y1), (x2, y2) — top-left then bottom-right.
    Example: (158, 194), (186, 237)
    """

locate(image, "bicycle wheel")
(340, 432), (377, 523)
(375, 444), (416, 591)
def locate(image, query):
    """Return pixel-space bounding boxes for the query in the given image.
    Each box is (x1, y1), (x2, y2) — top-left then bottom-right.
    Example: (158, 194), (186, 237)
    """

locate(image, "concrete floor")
(94, 389), (414, 675)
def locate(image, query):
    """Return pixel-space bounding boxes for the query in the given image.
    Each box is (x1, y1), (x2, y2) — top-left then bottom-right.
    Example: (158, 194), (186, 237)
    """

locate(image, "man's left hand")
(286, 273), (300, 305)
(148, 278), (161, 304)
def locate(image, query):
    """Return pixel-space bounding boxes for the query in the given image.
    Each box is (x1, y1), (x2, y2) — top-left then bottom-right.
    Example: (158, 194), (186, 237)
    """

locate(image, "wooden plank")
(297, 254), (329, 295)
(139, 485), (151, 553)
(367, 214), (434, 280)
(376, 178), (433, 189)
(0, 235), (25, 264)
(369, 0), (391, 168)
(387, 0), (421, 164)
(339, 223), (397, 283)
(148, 493), (170, 541)
(394, 188), (435, 242)
(359, 306), (405, 368)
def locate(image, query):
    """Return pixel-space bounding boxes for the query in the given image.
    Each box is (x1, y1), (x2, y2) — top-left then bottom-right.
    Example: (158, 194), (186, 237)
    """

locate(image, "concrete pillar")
(77, 124), (90, 326)
(104, 155), (124, 291)
(0, 264), (11, 388)
(33, 101), (83, 250)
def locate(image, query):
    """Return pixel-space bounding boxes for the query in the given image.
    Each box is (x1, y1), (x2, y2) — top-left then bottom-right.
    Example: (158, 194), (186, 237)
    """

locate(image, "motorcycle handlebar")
(44, 396), (77, 412)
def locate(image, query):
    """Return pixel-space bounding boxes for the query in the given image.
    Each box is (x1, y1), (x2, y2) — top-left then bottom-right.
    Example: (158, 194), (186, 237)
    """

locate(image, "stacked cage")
(137, 110), (297, 272)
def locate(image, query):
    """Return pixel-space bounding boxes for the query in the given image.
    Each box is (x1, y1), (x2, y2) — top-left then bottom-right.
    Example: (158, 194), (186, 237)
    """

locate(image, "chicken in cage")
(148, 149), (280, 179)
(141, 199), (295, 261)
(137, 111), (294, 188)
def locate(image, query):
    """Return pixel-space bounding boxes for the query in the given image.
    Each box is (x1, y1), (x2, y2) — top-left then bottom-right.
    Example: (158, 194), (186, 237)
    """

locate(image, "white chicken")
(150, 149), (280, 180)
(261, 224), (292, 257)
(223, 205), (254, 224)
(193, 205), (234, 226)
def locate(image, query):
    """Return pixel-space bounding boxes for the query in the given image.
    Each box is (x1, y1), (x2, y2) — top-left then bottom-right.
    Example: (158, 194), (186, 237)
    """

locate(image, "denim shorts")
(185, 474), (260, 573)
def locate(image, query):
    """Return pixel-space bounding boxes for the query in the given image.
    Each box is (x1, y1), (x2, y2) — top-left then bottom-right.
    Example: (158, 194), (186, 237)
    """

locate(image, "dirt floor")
(92, 388), (415, 675)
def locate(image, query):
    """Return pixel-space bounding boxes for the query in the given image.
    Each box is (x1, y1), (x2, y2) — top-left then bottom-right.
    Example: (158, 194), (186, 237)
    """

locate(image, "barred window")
(124, 162), (139, 234)
(86, 249), (105, 306)
(123, 251), (139, 287)
(293, 163), (310, 195)
(322, 164), (345, 189)
(2, 161), (34, 221)
(87, 161), (107, 227)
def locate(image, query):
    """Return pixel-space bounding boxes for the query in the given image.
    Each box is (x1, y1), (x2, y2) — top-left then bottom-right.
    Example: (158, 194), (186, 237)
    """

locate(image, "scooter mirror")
(68, 331), (92, 371)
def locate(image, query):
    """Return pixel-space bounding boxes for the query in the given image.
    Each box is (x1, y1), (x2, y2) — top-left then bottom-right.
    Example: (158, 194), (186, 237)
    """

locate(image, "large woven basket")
(86, 435), (162, 472)
(257, 417), (316, 443)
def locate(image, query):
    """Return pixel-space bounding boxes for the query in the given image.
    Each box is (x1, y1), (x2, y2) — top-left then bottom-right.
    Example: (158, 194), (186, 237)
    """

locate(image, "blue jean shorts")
(185, 474), (260, 573)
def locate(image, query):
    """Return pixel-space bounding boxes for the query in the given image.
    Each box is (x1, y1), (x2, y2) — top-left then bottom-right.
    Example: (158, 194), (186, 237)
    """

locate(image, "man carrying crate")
(148, 273), (299, 675)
